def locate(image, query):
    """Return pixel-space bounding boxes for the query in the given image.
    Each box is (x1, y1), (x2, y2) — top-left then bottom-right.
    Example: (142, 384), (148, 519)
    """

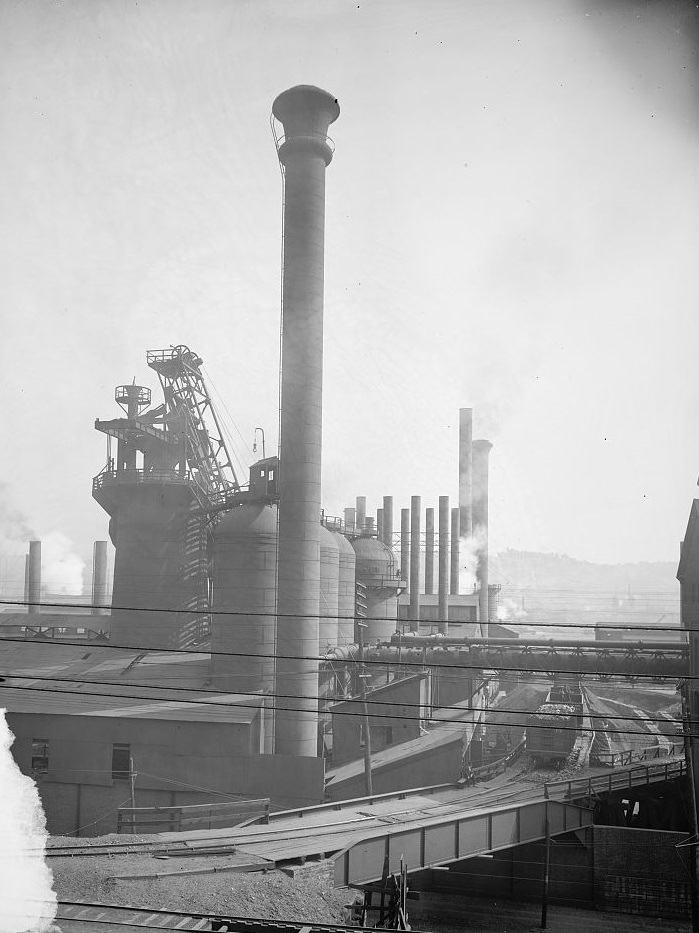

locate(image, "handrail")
(544, 754), (685, 801)
(92, 468), (193, 489)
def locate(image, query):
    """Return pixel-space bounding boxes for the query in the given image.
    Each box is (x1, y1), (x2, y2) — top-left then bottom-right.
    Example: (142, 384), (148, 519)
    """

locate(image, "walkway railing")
(544, 755), (686, 802)
(116, 797), (270, 834)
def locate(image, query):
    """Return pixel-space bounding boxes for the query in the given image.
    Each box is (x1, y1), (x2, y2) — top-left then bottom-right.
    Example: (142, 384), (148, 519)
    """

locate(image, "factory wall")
(8, 710), (325, 835)
(330, 673), (428, 765)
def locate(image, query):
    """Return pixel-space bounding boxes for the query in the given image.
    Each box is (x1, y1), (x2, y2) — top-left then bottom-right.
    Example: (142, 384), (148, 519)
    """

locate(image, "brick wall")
(593, 826), (691, 919)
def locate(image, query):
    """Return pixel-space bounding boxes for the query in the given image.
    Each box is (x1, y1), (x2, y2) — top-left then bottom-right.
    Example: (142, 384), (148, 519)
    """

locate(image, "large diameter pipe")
(92, 540), (109, 615)
(459, 408), (473, 540)
(409, 496), (421, 630)
(424, 507), (435, 596)
(472, 439), (493, 636)
(383, 496), (394, 548)
(27, 540), (41, 614)
(438, 496), (449, 634)
(400, 508), (410, 586)
(450, 507), (460, 596)
(273, 85), (340, 757)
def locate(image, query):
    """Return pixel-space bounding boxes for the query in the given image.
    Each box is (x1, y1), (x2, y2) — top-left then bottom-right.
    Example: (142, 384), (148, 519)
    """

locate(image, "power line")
(0, 596), (690, 632)
(0, 669), (683, 729)
(0, 679), (686, 738)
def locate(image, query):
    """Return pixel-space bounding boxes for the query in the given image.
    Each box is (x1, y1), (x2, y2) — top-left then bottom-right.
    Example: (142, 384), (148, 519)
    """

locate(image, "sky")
(0, 0), (698, 593)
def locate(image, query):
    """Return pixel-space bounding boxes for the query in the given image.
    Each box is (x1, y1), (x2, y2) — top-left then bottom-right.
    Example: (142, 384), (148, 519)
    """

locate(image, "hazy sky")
(0, 0), (698, 587)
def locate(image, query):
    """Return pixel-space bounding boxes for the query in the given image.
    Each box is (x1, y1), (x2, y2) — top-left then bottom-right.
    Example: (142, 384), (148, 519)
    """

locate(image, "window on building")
(112, 743), (131, 780)
(31, 739), (49, 773)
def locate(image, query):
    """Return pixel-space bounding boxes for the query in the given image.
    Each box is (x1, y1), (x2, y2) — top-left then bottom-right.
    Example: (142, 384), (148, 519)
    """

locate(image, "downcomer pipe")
(472, 439), (493, 636)
(272, 85), (340, 757)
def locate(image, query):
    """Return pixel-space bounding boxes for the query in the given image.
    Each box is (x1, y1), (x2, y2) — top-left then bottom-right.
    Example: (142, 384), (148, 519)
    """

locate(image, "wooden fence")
(116, 797), (270, 834)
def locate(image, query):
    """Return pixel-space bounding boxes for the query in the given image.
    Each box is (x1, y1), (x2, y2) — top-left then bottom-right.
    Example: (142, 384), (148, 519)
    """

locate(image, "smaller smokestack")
(27, 540), (41, 614)
(23, 554), (30, 605)
(383, 496), (394, 548)
(344, 507), (356, 534)
(376, 508), (384, 543)
(438, 496), (449, 634)
(424, 507), (435, 596)
(409, 496), (421, 630)
(472, 439), (493, 636)
(356, 496), (367, 532)
(450, 508), (460, 596)
(459, 408), (473, 540)
(400, 508), (410, 588)
(92, 541), (109, 615)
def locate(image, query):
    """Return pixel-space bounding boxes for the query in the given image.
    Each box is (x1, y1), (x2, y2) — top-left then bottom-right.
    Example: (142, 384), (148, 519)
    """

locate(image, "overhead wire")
(0, 596), (690, 632)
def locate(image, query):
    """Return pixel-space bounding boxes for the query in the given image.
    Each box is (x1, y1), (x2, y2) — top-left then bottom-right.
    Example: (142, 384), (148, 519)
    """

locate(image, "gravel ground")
(51, 851), (355, 923)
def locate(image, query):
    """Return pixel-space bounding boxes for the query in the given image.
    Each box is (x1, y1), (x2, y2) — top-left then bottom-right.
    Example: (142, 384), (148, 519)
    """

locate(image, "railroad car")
(526, 702), (577, 769)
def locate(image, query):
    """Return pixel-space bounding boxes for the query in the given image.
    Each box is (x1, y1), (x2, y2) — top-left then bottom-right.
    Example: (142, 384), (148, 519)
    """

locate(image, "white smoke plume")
(497, 597), (528, 622)
(40, 533), (85, 598)
(0, 485), (35, 555)
(459, 527), (486, 594)
(0, 710), (58, 933)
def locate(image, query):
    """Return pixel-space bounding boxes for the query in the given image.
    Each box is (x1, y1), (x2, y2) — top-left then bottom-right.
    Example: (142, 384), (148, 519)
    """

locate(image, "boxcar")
(526, 702), (577, 768)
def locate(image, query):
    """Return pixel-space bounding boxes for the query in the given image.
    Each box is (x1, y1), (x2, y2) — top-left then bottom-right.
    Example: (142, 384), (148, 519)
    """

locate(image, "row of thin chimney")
(22, 539), (109, 615)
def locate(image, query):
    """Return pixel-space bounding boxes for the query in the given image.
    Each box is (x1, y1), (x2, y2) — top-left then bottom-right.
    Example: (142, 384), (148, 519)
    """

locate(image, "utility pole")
(129, 755), (137, 834)
(682, 684), (699, 933)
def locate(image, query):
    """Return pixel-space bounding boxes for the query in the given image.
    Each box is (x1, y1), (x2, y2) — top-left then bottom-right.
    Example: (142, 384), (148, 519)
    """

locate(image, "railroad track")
(56, 900), (370, 932)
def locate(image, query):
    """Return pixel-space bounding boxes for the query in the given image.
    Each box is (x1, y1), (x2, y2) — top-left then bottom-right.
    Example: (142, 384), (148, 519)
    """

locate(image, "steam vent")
(273, 86), (340, 757)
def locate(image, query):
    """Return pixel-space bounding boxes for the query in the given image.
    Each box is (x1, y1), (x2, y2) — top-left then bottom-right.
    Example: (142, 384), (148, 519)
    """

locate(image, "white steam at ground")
(497, 597), (528, 622)
(459, 528), (486, 594)
(0, 710), (57, 933)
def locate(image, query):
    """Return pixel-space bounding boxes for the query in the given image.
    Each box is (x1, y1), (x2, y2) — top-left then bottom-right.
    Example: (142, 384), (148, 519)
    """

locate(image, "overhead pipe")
(438, 496), (449, 634)
(409, 496), (421, 630)
(272, 84), (340, 758)
(424, 507), (435, 596)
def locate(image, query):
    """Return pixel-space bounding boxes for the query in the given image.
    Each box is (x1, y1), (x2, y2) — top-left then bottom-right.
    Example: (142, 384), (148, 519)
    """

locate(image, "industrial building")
(0, 85), (498, 835)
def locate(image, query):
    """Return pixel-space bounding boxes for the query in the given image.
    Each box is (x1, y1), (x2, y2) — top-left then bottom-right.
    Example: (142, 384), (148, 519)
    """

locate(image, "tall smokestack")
(409, 496), (421, 630)
(356, 496), (367, 532)
(383, 496), (394, 548)
(400, 508), (410, 588)
(438, 497), (449, 635)
(272, 85), (340, 757)
(450, 507), (460, 596)
(459, 408), (473, 540)
(27, 540), (41, 614)
(424, 507), (435, 595)
(92, 540), (109, 615)
(472, 439), (493, 635)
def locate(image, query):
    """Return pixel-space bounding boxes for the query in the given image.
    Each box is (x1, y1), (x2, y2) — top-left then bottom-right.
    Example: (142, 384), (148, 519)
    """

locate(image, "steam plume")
(497, 597), (527, 622)
(40, 532), (85, 597)
(459, 528), (486, 593)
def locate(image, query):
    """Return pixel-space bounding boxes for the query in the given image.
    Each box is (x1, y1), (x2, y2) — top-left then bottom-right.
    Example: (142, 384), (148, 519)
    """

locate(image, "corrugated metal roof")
(0, 685), (262, 723)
